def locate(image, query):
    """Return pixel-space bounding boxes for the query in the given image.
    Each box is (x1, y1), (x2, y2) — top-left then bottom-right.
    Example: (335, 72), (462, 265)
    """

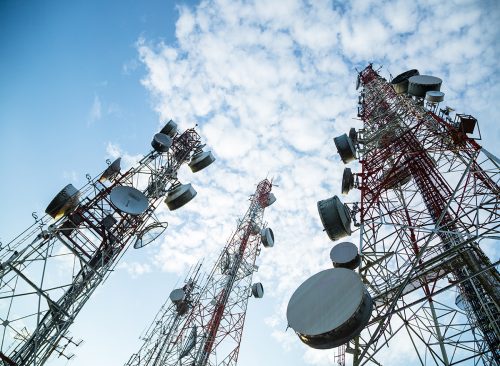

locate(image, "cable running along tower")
(0, 121), (214, 366)
(287, 65), (499, 365)
(126, 178), (275, 366)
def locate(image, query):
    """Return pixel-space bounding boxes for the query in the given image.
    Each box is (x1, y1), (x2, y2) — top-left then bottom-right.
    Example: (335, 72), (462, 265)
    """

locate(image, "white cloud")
(88, 94), (102, 124)
(135, 0), (500, 365)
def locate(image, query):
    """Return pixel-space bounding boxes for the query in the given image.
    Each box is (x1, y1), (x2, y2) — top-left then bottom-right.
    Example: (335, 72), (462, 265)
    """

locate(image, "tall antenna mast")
(0, 120), (215, 366)
(287, 65), (499, 365)
(125, 178), (276, 366)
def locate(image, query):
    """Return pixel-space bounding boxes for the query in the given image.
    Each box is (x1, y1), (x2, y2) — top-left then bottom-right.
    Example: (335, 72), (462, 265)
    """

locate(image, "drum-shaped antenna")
(425, 91), (444, 103)
(99, 157), (122, 182)
(260, 192), (276, 208)
(286, 268), (373, 349)
(170, 288), (186, 303)
(408, 75), (442, 98)
(110, 186), (149, 216)
(333, 134), (357, 164)
(252, 283), (264, 298)
(341, 168), (354, 195)
(165, 183), (197, 211)
(45, 184), (81, 219)
(317, 196), (352, 241)
(260, 228), (274, 248)
(391, 69), (419, 94)
(330, 242), (360, 270)
(151, 133), (173, 153)
(189, 150), (216, 172)
(160, 120), (178, 137)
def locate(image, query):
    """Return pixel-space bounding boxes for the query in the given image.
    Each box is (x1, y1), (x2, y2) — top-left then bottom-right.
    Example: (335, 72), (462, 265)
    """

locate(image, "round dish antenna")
(45, 184), (81, 220)
(165, 183), (197, 211)
(330, 242), (360, 270)
(251, 283), (264, 298)
(261, 192), (276, 208)
(170, 288), (186, 303)
(160, 120), (178, 137)
(151, 133), (173, 153)
(333, 134), (357, 164)
(425, 91), (445, 103)
(99, 157), (121, 183)
(390, 69), (419, 94)
(110, 186), (148, 216)
(189, 150), (216, 173)
(317, 195), (352, 241)
(286, 268), (372, 349)
(260, 228), (274, 248)
(341, 168), (354, 195)
(134, 221), (168, 249)
(408, 75), (442, 98)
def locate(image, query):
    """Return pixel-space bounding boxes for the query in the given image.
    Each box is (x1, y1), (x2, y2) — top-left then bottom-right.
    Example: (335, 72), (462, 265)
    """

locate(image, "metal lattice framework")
(0, 126), (209, 366)
(125, 178), (274, 366)
(349, 65), (499, 365)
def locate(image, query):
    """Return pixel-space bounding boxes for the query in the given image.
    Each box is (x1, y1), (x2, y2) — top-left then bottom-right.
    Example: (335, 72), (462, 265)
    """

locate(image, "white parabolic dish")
(110, 186), (148, 215)
(287, 268), (364, 336)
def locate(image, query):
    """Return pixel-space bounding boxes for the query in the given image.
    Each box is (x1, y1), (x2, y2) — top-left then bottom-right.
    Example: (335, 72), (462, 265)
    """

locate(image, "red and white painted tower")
(125, 178), (275, 366)
(287, 65), (499, 366)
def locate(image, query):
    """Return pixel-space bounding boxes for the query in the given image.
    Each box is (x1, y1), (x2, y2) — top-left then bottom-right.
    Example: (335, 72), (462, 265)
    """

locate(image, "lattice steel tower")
(0, 121), (214, 366)
(287, 65), (499, 366)
(125, 178), (275, 366)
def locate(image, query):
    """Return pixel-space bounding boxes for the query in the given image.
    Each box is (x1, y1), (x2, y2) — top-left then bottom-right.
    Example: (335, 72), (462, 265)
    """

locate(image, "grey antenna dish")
(333, 134), (357, 164)
(390, 69), (419, 94)
(317, 195), (352, 241)
(99, 157), (121, 183)
(110, 186), (148, 216)
(165, 183), (197, 211)
(260, 228), (274, 248)
(45, 184), (81, 219)
(170, 288), (186, 303)
(341, 168), (354, 195)
(286, 268), (373, 349)
(151, 133), (173, 153)
(261, 192), (276, 208)
(330, 242), (360, 270)
(408, 75), (442, 98)
(425, 91), (444, 103)
(160, 120), (178, 137)
(134, 221), (168, 249)
(251, 283), (264, 298)
(188, 150), (216, 173)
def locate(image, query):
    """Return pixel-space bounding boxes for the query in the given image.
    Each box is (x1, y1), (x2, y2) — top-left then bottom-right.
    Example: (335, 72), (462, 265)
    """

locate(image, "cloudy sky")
(1, 0), (499, 365)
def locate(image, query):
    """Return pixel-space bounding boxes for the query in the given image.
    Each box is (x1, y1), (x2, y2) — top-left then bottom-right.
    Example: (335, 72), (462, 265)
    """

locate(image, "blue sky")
(1, 1), (499, 365)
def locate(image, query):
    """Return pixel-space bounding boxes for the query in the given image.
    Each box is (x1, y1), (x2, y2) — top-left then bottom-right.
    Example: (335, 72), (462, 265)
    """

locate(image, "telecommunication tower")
(125, 178), (275, 366)
(287, 64), (499, 366)
(0, 121), (215, 366)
